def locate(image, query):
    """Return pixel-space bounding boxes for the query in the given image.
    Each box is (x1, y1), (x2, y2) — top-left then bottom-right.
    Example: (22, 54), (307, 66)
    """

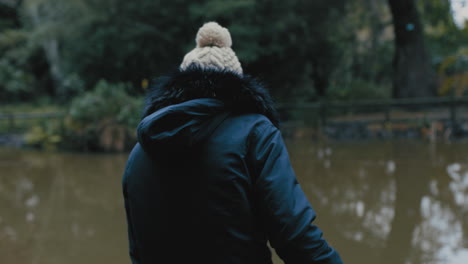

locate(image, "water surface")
(1, 139), (467, 264)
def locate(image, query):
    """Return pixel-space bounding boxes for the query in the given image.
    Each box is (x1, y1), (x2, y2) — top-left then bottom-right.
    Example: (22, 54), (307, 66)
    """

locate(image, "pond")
(1, 139), (467, 264)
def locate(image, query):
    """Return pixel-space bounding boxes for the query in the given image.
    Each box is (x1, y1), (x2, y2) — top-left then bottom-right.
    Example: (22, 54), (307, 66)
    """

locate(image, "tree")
(388, 0), (436, 98)
(189, 0), (348, 101)
(0, 0), (49, 102)
(0, 0), (21, 30)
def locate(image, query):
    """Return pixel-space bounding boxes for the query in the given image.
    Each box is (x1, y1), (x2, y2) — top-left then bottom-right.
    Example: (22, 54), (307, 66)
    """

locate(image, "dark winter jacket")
(122, 67), (343, 264)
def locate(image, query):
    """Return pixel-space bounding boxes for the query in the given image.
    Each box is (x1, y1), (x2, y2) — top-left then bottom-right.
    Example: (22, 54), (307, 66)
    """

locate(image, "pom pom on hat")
(180, 22), (242, 74)
(196, 22), (232, 48)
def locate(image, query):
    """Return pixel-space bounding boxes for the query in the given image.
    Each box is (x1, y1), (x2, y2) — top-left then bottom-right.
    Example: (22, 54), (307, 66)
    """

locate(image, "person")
(122, 22), (343, 264)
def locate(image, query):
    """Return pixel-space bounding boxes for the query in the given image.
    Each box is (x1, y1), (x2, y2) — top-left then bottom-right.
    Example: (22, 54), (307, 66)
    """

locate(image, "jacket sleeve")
(249, 122), (343, 264)
(122, 144), (143, 264)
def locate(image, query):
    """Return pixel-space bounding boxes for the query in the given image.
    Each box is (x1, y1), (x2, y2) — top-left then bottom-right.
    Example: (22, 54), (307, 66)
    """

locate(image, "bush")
(327, 78), (391, 101)
(0, 29), (37, 102)
(24, 121), (62, 150)
(63, 80), (143, 152)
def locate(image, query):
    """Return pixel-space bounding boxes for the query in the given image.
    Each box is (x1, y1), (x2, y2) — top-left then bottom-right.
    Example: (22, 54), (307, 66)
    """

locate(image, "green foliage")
(0, 3), (19, 30)
(12, 0), (352, 102)
(0, 59), (34, 100)
(418, 0), (468, 60)
(0, 29), (35, 101)
(23, 120), (62, 150)
(438, 48), (468, 96)
(1, 0), (466, 104)
(0, 15), (52, 102)
(53, 0), (192, 89)
(69, 80), (141, 128)
(64, 80), (143, 151)
(0, 0), (466, 151)
(328, 78), (391, 101)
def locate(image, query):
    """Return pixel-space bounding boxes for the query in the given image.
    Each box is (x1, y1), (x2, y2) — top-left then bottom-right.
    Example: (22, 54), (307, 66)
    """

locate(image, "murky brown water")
(1, 139), (468, 264)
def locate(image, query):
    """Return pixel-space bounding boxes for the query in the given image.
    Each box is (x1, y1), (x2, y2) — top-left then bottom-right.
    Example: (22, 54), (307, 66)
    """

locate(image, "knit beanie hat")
(180, 22), (243, 74)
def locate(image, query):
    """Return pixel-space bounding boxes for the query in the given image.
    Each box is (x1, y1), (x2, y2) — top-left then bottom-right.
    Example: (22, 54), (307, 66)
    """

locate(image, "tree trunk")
(311, 59), (329, 98)
(0, 0), (22, 27)
(388, 0), (435, 98)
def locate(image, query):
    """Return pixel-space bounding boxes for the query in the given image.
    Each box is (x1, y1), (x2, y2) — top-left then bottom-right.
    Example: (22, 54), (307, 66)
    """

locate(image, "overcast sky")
(451, 0), (468, 27)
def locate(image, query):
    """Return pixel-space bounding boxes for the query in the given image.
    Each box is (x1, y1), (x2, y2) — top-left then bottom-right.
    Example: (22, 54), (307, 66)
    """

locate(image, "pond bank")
(282, 119), (468, 141)
(3, 119), (468, 151)
(0, 133), (24, 148)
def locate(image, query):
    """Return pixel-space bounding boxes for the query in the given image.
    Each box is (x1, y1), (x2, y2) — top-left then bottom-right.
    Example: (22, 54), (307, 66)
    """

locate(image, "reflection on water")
(0, 149), (129, 264)
(1, 140), (468, 264)
(287, 140), (468, 264)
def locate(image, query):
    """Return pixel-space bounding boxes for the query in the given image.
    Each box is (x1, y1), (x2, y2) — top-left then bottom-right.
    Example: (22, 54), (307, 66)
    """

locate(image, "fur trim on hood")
(142, 66), (279, 127)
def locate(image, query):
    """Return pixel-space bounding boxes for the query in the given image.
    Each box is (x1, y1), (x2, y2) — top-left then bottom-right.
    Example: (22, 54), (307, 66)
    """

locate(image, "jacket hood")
(138, 66), (279, 155)
(142, 66), (279, 127)
(137, 98), (228, 155)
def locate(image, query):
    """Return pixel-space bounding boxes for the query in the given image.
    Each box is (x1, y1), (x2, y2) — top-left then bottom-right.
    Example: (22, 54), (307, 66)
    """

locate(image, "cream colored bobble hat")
(180, 22), (243, 74)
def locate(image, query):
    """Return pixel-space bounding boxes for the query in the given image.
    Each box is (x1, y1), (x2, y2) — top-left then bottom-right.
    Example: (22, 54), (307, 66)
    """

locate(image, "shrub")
(23, 121), (62, 150)
(63, 80), (143, 152)
(327, 78), (391, 101)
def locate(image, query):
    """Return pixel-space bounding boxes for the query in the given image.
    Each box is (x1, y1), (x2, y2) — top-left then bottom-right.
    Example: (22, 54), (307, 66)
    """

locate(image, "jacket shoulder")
(229, 113), (276, 130)
(223, 113), (277, 139)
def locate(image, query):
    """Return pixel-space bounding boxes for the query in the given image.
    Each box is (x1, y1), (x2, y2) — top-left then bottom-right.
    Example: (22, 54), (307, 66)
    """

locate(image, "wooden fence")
(0, 112), (64, 132)
(278, 96), (468, 129)
(2, 96), (468, 133)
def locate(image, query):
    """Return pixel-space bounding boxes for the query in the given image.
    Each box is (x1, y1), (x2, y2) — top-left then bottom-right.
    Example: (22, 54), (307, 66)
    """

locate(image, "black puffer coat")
(122, 67), (343, 264)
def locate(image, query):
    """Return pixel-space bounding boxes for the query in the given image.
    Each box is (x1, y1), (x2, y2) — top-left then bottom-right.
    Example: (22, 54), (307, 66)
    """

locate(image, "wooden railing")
(278, 96), (468, 128)
(2, 96), (468, 132)
(0, 112), (64, 132)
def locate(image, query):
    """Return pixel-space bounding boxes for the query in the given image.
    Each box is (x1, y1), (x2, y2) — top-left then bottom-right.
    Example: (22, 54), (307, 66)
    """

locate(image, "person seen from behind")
(122, 22), (344, 264)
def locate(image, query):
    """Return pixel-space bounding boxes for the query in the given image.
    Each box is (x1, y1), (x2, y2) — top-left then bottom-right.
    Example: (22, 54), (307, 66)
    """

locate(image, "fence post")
(320, 101), (327, 127)
(8, 114), (14, 132)
(384, 104), (391, 123)
(450, 96), (457, 133)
